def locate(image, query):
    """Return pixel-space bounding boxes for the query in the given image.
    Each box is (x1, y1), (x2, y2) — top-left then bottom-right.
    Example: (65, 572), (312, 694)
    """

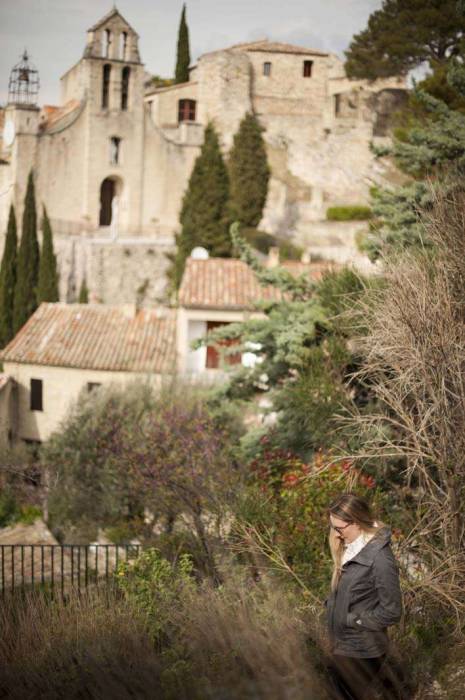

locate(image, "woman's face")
(329, 514), (362, 544)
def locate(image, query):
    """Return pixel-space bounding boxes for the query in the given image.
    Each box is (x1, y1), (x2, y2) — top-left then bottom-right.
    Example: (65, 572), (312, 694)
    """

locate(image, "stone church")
(0, 7), (406, 305)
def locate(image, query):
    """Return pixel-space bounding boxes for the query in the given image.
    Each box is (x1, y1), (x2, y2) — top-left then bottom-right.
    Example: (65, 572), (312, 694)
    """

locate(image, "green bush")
(326, 205), (373, 221)
(18, 505), (42, 525)
(0, 492), (42, 529)
(242, 227), (303, 260)
(117, 548), (194, 647)
(278, 238), (304, 261)
(242, 227), (277, 253)
(0, 489), (20, 528)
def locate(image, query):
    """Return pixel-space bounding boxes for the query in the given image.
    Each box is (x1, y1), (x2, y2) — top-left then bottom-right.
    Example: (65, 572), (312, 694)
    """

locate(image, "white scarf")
(341, 521), (378, 566)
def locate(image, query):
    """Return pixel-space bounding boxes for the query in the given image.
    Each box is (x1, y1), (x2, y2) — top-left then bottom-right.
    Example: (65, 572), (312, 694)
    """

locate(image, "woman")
(324, 493), (405, 700)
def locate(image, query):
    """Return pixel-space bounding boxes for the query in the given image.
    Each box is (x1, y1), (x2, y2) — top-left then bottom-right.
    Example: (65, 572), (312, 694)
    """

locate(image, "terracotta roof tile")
(178, 257), (337, 310)
(178, 258), (279, 310)
(40, 100), (81, 130)
(0, 304), (177, 373)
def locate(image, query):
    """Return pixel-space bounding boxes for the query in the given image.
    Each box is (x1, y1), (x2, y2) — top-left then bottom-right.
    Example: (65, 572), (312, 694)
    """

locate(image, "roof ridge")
(87, 7), (137, 35)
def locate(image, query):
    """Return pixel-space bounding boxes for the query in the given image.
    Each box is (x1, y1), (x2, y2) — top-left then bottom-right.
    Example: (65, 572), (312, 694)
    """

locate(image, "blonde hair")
(328, 493), (387, 591)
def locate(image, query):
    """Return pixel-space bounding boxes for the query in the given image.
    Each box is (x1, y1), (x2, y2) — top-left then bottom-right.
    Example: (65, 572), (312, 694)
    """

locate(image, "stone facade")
(2, 362), (162, 443)
(0, 9), (407, 304)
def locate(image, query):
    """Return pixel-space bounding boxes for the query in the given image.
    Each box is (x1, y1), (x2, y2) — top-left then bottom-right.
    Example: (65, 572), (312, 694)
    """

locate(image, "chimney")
(266, 246), (280, 268)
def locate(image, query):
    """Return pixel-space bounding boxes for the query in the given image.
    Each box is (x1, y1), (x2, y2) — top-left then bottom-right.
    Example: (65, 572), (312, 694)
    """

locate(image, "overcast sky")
(0, 0), (382, 106)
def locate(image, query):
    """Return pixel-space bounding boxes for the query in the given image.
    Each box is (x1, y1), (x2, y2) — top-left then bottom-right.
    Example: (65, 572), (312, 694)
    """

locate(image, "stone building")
(176, 249), (337, 375)
(0, 7), (406, 305)
(0, 303), (176, 442)
(0, 249), (335, 444)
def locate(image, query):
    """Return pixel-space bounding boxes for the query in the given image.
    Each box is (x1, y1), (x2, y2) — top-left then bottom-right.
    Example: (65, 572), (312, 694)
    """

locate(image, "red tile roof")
(40, 100), (81, 130)
(178, 258), (280, 310)
(0, 304), (176, 373)
(178, 257), (336, 310)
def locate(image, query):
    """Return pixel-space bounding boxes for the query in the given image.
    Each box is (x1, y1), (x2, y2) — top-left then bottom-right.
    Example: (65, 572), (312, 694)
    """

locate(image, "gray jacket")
(325, 526), (403, 658)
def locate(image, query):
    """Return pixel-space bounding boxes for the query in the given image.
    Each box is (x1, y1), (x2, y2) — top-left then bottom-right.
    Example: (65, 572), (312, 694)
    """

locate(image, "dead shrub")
(342, 183), (465, 636)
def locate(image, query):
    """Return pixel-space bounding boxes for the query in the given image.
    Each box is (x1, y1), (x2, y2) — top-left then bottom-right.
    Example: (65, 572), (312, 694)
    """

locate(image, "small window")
(205, 322), (241, 369)
(102, 64), (111, 109)
(263, 62), (271, 77)
(104, 29), (112, 58)
(334, 93), (342, 116)
(30, 379), (43, 412)
(303, 60), (313, 77)
(121, 66), (130, 110)
(178, 99), (196, 122)
(87, 382), (102, 393)
(109, 136), (121, 164)
(120, 31), (128, 60)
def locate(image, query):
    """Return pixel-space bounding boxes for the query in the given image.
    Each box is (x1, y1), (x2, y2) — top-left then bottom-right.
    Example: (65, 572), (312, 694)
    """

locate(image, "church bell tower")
(3, 51), (40, 225)
(62, 7), (146, 233)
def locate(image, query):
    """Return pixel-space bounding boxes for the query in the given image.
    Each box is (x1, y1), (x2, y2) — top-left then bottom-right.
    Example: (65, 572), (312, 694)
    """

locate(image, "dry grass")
(0, 577), (331, 700)
(0, 590), (164, 700)
(173, 572), (330, 700)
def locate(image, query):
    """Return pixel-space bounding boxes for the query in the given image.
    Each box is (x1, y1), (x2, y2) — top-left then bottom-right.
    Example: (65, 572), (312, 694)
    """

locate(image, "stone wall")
(3, 361), (163, 442)
(197, 50), (253, 149)
(147, 81), (199, 127)
(55, 234), (174, 305)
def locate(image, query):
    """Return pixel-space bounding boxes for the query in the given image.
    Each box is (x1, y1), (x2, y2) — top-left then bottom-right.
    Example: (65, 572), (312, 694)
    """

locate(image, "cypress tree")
(170, 122), (231, 289)
(228, 112), (270, 228)
(13, 170), (40, 333)
(174, 4), (191, 84)
(0, 205), (18, 347)
(78, 277), (89, 303)
(37, 205), (59, 303)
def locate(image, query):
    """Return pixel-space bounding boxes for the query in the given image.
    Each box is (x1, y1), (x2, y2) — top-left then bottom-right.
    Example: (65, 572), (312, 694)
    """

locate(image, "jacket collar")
(342, 526), (392, 568)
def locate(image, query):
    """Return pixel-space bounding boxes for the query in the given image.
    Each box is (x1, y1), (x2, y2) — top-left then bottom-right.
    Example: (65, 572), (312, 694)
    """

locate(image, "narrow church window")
(99, 178), (116, 226)
(263, 62), (272, 77)
(121, 66), (130, 110)
(178, 99), (196, 122)
(334, 93), (342, 116)
(104, 29), (112, 58)
(109, 137), (121, 165)
(303, 60), (313, 77)
(30, 378), (43, 411)
(120, 32), (128, 60)
(102, 64), (111, 109)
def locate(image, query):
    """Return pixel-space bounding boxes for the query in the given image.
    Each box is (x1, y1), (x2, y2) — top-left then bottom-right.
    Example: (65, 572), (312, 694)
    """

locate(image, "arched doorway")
(99, 177), (116, 226)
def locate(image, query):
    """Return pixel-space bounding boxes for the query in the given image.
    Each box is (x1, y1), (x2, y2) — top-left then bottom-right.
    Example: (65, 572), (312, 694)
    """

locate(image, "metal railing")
(0, 544), (142, 595)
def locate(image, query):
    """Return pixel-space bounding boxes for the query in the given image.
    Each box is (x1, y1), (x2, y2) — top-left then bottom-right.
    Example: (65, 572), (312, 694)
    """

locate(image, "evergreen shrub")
(326, 205), (372, 221)
(117, 548), (194, 646)
(0, 205), (17, 347)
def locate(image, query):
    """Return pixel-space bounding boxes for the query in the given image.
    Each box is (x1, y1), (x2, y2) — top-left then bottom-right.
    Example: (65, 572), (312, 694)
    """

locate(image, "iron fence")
(0, 544), (142, 595)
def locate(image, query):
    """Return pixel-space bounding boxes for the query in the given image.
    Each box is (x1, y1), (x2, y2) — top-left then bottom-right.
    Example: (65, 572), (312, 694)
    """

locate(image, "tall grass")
(0, 576), (330, 700)
(0, 590), (164, 699)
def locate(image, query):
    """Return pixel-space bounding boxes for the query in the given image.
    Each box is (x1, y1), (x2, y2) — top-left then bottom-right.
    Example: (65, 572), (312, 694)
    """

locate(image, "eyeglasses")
(330, 521), (353, 534)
